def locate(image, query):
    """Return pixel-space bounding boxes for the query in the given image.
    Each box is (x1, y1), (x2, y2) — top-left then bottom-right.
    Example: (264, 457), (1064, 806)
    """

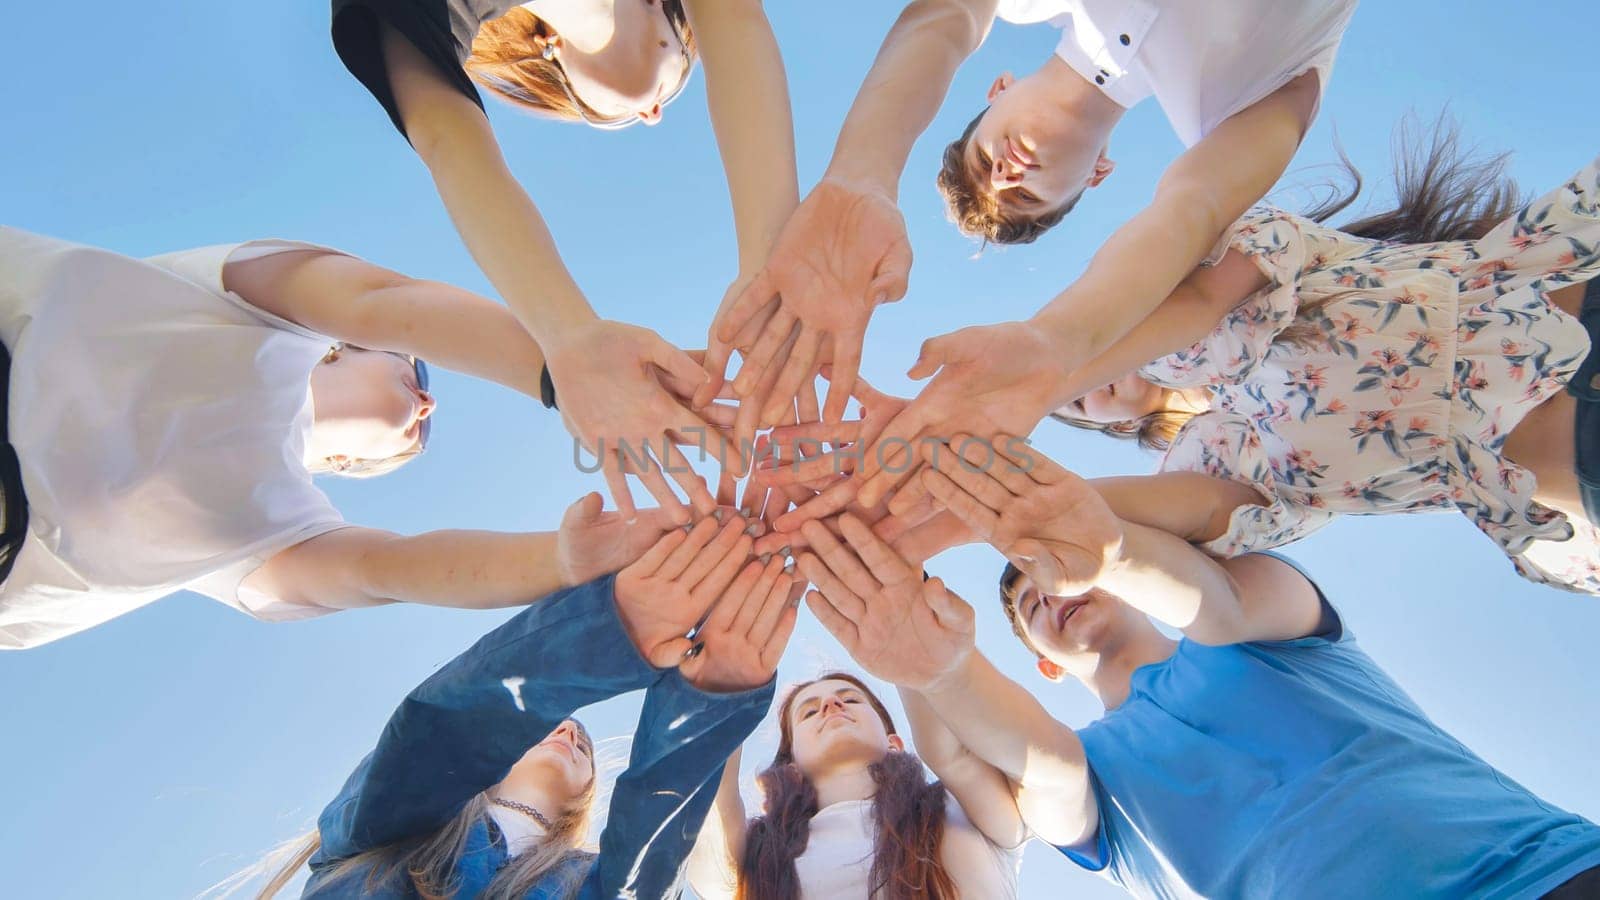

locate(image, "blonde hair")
(252, 780), (599, 899)
(1051, 404), (1197, 453)
(466, 4), (696, 125)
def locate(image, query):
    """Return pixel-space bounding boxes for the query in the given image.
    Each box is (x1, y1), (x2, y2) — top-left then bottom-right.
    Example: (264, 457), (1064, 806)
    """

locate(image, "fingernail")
(745, 523), (762, 537)
(684, 642), (705, 660)
(759, 552), (772, 565)
(713, 509), (725, 523)
(778, 545), (792, 557)
(783, 560), (796, 575)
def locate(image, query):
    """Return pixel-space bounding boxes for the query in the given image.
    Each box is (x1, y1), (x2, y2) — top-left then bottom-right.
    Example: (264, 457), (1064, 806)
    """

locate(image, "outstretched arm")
(224, 248), (545, 398)
(684, 748), (746, 900)
(245, 493), (679, 613)
(896, 686), (1027, 849)
(1031, 74), (1318, 375)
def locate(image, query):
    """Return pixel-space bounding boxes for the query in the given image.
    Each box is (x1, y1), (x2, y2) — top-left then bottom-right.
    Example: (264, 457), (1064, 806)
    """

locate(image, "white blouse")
(997, 0), (1357, 146)
(792, 793), (1023, 900)
(0, 228), (349, 649)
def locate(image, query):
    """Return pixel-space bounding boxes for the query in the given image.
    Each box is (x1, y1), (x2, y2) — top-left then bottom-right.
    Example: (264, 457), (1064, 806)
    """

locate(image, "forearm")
(899, 685), (1027, 847)
(920, 652), (1086, 795)
(824, 0), (997, 194)
(1094, 520), (1244, 635)
(685, 748), (746, 900)
(345, 277), (547, 398)
(896, 685), (969, 771)
(1090, 473), (1261, 544)
(1058, 282), (1220, 402)
(360, 529), (569, 610)
(686, 0), (800, 274)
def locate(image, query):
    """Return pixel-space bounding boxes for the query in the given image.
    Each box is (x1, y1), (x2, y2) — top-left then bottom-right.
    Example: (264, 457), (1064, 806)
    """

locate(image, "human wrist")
(818, 167), (899, 205)
(919, 642), (978, 698)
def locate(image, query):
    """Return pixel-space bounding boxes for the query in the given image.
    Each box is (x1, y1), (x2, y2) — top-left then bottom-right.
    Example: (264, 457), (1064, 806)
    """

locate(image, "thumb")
(718, 270), (776, 343)
(646, 636), (696, 669)
(648, 335), (709, 394)
(1009, 540), (1088, 596)
(565, 491), (606, 527)
(924, 577), (975, 633)
(869, 238), (913, 305)
(907, 333), (955, 381)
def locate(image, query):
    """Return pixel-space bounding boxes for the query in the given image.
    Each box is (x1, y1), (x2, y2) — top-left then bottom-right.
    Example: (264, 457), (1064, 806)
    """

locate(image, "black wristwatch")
(539, 363), (559, 410)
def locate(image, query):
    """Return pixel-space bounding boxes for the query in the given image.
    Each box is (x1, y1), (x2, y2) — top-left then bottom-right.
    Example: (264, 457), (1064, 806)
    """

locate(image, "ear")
(1087, 151), (1116, 188)
(986, 72), (1015, 103)
(1035, 658), (1066, 682)
(887, 734), (906, 753)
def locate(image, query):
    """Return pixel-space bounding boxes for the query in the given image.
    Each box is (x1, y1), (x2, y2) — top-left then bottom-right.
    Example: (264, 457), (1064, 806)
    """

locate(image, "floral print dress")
(1142, 156), (1600, 594)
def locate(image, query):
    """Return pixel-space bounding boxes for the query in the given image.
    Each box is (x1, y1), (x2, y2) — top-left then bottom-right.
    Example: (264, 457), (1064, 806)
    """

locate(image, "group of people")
(5, 0), (1599, 897)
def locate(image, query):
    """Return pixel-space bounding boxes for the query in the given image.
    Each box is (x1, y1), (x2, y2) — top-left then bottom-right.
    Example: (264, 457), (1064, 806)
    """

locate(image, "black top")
(330, 0), (518, 139)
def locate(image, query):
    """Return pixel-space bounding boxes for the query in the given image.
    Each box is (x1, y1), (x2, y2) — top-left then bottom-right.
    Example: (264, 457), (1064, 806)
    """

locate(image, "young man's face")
(963, 70), (1113, 218)
(1013, 576), (1125, 670)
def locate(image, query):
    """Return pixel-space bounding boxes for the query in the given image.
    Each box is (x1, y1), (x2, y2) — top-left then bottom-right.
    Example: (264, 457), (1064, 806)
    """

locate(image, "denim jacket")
(303, 573), (775, 899)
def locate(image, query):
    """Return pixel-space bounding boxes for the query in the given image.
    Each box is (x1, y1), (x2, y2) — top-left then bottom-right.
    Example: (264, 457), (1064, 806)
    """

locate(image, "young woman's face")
(312, 346), (434, 462)
(509, 719), (596, 805)
(553, 0), (689, 125)
(787, 679), (897, 777)
(1063, 372), (1164, 424)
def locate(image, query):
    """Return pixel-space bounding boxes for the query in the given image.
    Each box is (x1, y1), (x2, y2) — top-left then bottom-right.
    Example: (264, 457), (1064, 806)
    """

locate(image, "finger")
(923, 576), (975, 634)
(718, 269), (777, 344)
(800, 519), (880, 598)
(869, 236), (913, 305)
(563, 490), (606, 528)
(646, 635), (697, 669)
(768, 418), (864, 451)
(694, 335), (735, 409)
(758, 588), (802, 672)
(713, 559), (767, 636)
(601, 453), (640, 524)
(921, 468), (1002, 541)
(885, 470), (933, 518)
(660, 443), (717, 517)
(732, 308), (796, 398)
(836, 513), (918, 589)
(1010, 537), (1099, 596)
(762, 480), (799, 534)
(630, 446), (690, 523)
(757, 448), (855, 487)
(856, 402), (940, 508)
(905, 332), (954, 382)
(949, 432), (1035, 496)
(773, 476), (859, 532)
(761, 329), (822, 427)
(626, 528), (688, 579)
(691, 532), (757, 605)
(659, 515), (723, 580)
(715, 467), (739, 509)
(822, 334), (862, 424)
(737, 556), (787, 637)
(796, 368), (822, 426)
(805, 589), (859, 649)
(992, 432), (1067, 486)
(923, 438), (1013, 513)
(797, 551), (866, 622)
(679, 517), (750, 589)
(648, 337), (710, 399)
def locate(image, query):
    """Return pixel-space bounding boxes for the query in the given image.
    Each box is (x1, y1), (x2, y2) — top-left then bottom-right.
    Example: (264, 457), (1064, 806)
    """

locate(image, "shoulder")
(1228, 553), (1346, 646)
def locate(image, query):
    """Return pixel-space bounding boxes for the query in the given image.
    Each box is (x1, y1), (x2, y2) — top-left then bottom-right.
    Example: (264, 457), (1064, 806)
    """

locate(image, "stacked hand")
(614, 515), (757, 667)
(679, 555), (805, 693)
(545, 320), (736, 525)
(798, 513), (976, 692)
(555, 492), (683, 587)
(919, 435), (1124, 597)
(701, 178), (912, 432)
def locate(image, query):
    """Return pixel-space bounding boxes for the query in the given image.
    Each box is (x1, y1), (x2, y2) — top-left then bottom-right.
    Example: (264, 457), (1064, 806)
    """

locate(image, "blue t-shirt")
(1062, 591), (1600, 899)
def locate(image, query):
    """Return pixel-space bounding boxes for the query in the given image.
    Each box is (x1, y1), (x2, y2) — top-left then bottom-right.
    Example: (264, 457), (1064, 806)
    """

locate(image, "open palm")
(614, 515), (756, 668)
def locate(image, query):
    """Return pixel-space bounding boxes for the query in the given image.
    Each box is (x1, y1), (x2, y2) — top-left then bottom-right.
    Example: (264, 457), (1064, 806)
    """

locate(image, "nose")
(990, 153), (1025, 190)
(415, 390), (436, 421)
(637, 102), (662, 125)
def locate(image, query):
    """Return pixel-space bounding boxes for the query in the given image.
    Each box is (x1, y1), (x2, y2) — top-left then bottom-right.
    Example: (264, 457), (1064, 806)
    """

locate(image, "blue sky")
(1, 2), (1597, 898)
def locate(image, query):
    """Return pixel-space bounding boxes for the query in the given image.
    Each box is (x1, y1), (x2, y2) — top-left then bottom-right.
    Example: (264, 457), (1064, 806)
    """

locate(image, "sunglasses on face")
(411, 357), (432, 452)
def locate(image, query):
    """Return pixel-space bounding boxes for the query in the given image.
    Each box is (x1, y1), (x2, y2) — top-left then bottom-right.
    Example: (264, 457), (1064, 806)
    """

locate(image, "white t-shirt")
(0, 227), (349, 650)
(487, 803), (551, 858)
(792, 793), (1023, 899)
(996, 0), (1358, 146)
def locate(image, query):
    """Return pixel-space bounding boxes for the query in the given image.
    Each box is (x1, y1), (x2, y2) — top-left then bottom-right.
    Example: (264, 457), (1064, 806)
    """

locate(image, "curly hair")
(936, 108), (1081, 246)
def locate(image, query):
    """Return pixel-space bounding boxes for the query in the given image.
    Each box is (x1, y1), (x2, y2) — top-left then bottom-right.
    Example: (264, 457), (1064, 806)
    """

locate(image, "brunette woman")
(686, 670), (1026, 900)
(329, 0), (798, 513)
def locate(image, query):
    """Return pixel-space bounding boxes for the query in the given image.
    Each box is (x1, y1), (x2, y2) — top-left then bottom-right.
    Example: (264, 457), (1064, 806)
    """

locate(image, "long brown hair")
(466, 3), (696, 125)
(1058, 113), (1526, 449)
(737, 672), (958, 900)
(252, 727), (599, 899)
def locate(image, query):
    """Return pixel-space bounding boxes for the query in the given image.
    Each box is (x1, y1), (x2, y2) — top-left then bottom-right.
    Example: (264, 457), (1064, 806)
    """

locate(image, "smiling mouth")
(1005, 136), (1036, 169)
(1056, 599), (1087, 633)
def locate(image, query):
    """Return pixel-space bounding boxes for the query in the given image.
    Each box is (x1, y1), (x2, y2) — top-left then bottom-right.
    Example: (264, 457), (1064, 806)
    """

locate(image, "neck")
(524, 0), (617, 53)
(1163, 387), (1213, 416)
(489, 778), (565, 825)
(810, 760), (878, 811)
(1063, 624), (1177, 709)
(1036, 55), (1125, 137)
